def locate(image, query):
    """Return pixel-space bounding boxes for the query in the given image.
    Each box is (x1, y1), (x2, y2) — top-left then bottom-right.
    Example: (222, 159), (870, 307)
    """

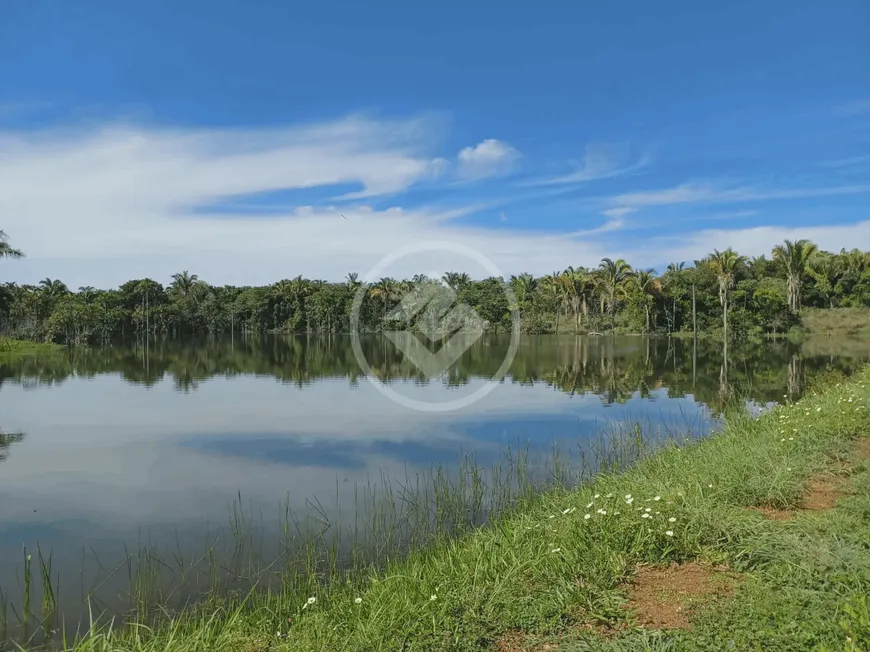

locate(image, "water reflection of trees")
(0, 335), (866, 414)
(0, 430), (24, 463)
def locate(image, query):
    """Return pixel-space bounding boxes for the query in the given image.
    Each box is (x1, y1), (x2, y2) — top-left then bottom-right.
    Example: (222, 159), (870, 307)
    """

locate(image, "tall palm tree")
(170, 271), (199, 297)
(746, 255), (769, 281)
(807, 253), (842, 309)
(707, 248), (746, 339)
(370, 277), (396, 322)
(78, 286), (98, 303)
(39, 278), (70, 300)
(634, 268), (661, 333)
(0, 231), (24, 260)
(663, 262), (687, 332)
(772, 239), (818, 314)
(595, 258), (633, 331)
(510, 273), (537, 304)
(442, 272), (470, 292)
(541, 272), (565, 332)
(560, 267), (595, 330)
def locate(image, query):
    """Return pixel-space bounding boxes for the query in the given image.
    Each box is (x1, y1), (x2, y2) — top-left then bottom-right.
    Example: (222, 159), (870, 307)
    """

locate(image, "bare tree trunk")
(692, 283), (697, 339)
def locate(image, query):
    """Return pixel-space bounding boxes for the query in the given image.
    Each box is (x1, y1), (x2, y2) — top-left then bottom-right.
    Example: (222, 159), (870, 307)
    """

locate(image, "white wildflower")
(584, 514), (591, 520)
(625, 497), (634, 505)
(665, 530), (674, 537)
(551, 548), (561, 553)
(668, 517), (676, 523)
(597, 508), (607, 515)
(653, 496), (661, 501)
(586, 502), (594, 509)
(641, 513), (651, 519)
(355, 597), (363, 604)
(430, 594), (437, 601)
(644, 507), (652, 513)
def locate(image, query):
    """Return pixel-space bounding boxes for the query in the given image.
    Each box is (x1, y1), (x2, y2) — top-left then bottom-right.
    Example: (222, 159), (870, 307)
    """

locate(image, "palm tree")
(0, 231), (24, 260)
(370, 278), (396, 323)
(39, 278), (70, 300)
(595, 258), (633, 331)
(170, 271), (199, 297)
(807, 253), (842, 309)
(442, 272), (470, 292)
(78, 286), (98, 303)
(510, 273), (537, 303)
(772, 239), (818, 314)
(707, 248), (746, 339)
(634, 269), (661, 333)
(559, 267), (595, 331)
(541, 272), (565, 332)
(746, 255), (769, 281)
(663, 262), (687, 332)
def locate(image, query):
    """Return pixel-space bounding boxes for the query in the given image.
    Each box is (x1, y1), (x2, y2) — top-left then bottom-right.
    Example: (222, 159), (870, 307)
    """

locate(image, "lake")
(0, 333), (868, 640)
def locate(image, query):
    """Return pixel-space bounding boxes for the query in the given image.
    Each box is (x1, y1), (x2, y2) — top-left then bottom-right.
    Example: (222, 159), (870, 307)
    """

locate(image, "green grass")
(800, 307), (870, 338)
(8, 370), (870, 651)
(0, 338), (63, 359)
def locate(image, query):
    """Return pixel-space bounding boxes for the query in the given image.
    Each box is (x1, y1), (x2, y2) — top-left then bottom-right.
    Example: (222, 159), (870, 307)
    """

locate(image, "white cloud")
(601, 207), (636, 219)
(3, 116), (869, 289)
(644, 221), (870, 267)
(613, 182), (722, 207)
(0, 118), (608, 288)
(612, 181), (870, 209)
(456, 138), (520, 179)
(537, 142), (650, 185)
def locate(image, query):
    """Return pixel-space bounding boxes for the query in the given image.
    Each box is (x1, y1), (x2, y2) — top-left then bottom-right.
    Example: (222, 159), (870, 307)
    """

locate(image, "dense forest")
(1, 230), (869, 344)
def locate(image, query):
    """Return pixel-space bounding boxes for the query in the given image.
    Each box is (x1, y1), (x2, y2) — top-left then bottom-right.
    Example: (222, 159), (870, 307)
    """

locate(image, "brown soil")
(855, 437), (870, 460)
(756, 436), (870, 521)
(802, 475), (847, 510)
(494, 630), (529, 652)
(623, 562), (737, 630)
(753, 505), (795, 520)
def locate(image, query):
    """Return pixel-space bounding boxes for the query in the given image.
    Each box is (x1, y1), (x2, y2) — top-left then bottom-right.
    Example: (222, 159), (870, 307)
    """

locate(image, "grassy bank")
(801, 307), (870, 338)
(14, 370), (870, 651)
(0, 338), (63, 359)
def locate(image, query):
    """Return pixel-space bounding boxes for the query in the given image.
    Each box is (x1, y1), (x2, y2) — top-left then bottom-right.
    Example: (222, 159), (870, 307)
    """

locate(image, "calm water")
(0, 334), (868, 635)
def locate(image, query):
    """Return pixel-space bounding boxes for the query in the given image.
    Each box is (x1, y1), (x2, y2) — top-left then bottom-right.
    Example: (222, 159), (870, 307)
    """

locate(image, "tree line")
(1, 230), (869, 344)
(0, 333), (861, 413)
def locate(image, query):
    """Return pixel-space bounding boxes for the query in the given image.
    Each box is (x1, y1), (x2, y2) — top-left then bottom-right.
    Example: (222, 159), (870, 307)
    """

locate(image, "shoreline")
(12, 366), (868, 650)
(0, 338), (64, 360)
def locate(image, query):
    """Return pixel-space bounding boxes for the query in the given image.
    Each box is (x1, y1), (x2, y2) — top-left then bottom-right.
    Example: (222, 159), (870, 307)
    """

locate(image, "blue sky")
(1, 0), (869, 287)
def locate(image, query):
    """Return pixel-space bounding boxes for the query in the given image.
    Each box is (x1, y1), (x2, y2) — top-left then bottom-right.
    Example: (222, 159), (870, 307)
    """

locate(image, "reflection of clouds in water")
(0, 374), (711, 579)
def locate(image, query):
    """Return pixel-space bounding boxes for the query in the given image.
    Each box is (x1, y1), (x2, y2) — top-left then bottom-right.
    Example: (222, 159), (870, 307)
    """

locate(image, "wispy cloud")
(646, 221), (870, 267)
(832, 99), (870, 118)
(455, 139), (521, 180)
(3, 115), (869, 288)
(610, 181), (870, 210)
(601, 207), (637, 219)
(535, 142), (650, 185)
(0, 118), (610, 287)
